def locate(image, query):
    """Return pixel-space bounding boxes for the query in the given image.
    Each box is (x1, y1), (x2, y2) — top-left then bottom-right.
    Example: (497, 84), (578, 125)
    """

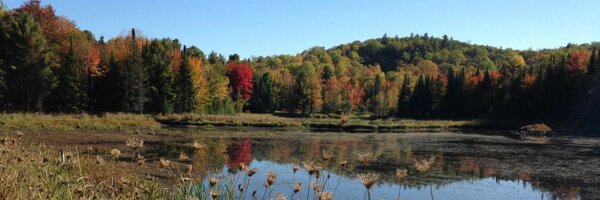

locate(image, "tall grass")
(156, 113), (497, 131)
(0, 135), (166, 199)
(0, 113), (160, 131)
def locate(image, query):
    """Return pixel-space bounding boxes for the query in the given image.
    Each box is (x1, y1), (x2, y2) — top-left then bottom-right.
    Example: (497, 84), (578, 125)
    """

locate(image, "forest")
(1, 1), (599, 128)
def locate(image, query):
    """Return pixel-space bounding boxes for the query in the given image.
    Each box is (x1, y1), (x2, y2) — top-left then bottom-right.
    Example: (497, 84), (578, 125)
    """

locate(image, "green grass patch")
(0, 113), (161, 131)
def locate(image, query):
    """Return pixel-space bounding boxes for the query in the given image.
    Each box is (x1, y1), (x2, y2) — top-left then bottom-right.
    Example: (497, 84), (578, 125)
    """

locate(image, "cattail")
(265, 171), (277, 187)
(292, 162), (299, 173)
(192, 140), (206, 150)
(293, 182), (302, 193)
(125, 137), (144, 150)
(159, 158), (170, 169)
(110, 148), (121, 159)
(209, 177), (219, 187)
(321, 150), (333, 161)
(358, 173), (380, 190)
(210, 189), (219, 200)
(247, 168), (257, 177)
(179, 151), (190, 162)
(396, 169), (408, 181)
(320, 192), (334, 200)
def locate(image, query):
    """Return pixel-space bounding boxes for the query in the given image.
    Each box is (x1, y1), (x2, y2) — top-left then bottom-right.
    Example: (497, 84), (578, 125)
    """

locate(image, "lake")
(122, 127), (599, 200)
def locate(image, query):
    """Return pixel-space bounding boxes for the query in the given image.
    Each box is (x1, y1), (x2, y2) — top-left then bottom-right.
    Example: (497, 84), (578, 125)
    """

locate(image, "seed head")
(358, 173), (380, 190)
(275, 193), (287, 200)
(186, 164), (193, 174)
(247, 168), (257, 177)
(209, 177), (219, 187)
(179, 151), (190, 162)
(110, 148), (121, 159)
(310, 181), (323, 193)
(159, 158), (171, 169)
(414, 156), (435, 174)
(357, 153), (375, 167)
(293, 182), (302, 193)
(292, 162), (299, 173)
(319, 192), (334, 200)
(125, 137), (144, 150)
(210, 189), (219, 200)
(396, 169), (408, 181)
(192, 140), (206, 150)
(321, 150), (333, 161)
(239, 163), (248, 171)
(265, 171), (277, 187)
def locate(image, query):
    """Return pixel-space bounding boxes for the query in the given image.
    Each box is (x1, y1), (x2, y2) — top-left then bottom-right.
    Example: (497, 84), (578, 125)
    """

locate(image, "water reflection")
(148, 129), (590, 200)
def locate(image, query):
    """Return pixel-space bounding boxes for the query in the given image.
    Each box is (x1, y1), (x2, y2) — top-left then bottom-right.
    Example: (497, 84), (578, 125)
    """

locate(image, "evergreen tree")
(143, 39), (176, 114)
(290, 71), (311, 114)
(0, 12), (56, 111)
(396, 74), (411, 117)
(249, 73), (280, 113)
(174, 46), (196, 113)
(126, 28), (147, 113)
(47, 38), (87, 112)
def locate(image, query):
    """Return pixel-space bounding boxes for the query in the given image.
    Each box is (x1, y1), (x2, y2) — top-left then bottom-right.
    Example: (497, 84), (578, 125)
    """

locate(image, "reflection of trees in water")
(227, 138), (252, 169)
(173, 133), (586, 199)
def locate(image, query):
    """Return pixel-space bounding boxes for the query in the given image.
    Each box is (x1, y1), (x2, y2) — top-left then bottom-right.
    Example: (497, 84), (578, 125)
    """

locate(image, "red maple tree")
(227, 62), (253, 100)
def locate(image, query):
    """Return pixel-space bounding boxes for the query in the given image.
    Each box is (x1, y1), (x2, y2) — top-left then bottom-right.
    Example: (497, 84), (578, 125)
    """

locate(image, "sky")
(3, 0), (600, 58)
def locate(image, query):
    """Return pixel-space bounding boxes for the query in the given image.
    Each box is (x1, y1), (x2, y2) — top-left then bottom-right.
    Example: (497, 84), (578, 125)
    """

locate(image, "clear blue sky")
(4, 0), (600, 58)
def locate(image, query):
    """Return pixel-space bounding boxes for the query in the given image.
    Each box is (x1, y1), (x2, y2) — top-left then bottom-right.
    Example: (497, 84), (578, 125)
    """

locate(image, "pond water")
(141, 127), (598, 200)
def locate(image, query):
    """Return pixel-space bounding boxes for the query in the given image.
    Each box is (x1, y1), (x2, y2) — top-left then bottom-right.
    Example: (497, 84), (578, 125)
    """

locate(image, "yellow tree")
(189, 56), (210, 111)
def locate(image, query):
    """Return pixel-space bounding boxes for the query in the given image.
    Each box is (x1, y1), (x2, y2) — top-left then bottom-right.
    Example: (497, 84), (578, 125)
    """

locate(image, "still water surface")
(145, 128), (598, 200)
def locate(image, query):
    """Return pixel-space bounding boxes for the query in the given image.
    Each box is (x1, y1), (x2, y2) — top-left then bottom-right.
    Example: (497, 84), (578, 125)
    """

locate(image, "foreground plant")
(358, 173), (380, 200)
(0, 136), (165, 199)
(396, 169), (408, 199)
(414, 156), (436, 200)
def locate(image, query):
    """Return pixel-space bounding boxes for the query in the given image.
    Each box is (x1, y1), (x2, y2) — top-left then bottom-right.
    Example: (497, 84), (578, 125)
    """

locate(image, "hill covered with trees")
(0, 1), (599, 130)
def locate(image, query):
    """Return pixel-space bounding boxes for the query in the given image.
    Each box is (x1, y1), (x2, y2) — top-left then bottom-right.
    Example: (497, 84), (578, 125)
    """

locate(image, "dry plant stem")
(306, 175), (312, 200)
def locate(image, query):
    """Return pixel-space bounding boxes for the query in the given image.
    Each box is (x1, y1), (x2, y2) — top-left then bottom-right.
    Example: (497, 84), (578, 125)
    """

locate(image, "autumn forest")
(1, 1), (599, 129)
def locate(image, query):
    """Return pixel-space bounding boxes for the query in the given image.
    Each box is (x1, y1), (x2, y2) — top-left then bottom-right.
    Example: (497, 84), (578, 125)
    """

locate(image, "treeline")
(1, 1), (599, 124)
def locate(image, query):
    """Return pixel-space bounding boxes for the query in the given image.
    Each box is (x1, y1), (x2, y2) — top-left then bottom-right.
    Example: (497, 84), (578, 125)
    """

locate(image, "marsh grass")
(0, 113), (160, 131)
(156, 113), (498, 131)
(0, 136), (165, 199)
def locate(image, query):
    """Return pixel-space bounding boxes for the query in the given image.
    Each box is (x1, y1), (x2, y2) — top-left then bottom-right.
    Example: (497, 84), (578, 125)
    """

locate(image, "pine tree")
(48, 38), (87, 112)
(143, 39), (176, 114)
(127, 28), (147, 113)
(0, 12), (56, 111)
(397, 74), (411, 117)
(290, 71), (311, 114)
(175, 46), (196, 113)
(249, 73), (280, 113)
